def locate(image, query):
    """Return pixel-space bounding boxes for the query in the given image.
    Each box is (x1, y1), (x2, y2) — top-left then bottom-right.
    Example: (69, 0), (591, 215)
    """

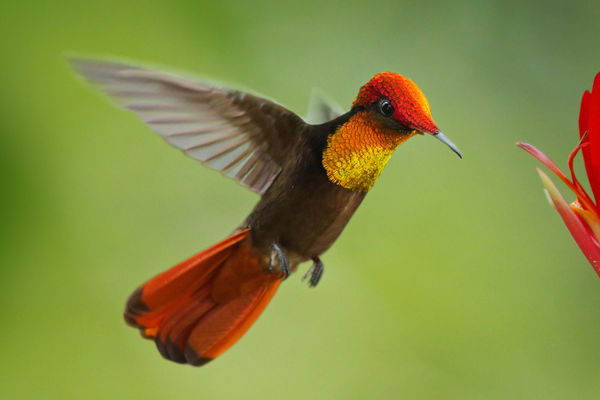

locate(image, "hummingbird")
(71, 59), (461, 366)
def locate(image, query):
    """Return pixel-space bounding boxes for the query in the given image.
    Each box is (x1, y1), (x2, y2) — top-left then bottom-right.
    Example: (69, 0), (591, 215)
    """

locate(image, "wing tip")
(305, 87), (344, 124)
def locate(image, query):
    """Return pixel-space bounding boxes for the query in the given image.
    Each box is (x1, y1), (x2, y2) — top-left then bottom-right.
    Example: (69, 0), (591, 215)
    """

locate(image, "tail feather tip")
(124, 286), (149, 328)
(155, 336), (187, 364)
(185, 343), (213, 366)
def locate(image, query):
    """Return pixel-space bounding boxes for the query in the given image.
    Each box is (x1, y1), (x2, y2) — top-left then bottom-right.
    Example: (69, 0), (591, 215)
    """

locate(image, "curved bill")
(433, 131), (462, 159)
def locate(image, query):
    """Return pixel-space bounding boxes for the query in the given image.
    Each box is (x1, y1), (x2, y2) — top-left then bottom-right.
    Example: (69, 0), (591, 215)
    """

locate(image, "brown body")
(245, 114), (365, 264)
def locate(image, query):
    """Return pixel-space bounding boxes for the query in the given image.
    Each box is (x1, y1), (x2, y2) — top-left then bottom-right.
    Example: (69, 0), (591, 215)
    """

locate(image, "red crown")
(353, 72), (438, 134)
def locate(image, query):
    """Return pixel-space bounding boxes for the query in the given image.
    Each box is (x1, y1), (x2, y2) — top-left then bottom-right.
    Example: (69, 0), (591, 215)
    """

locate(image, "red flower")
(517, 72), (600, 276)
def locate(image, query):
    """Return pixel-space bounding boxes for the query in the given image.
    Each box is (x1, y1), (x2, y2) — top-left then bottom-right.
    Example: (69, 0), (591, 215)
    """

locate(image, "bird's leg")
(303, 256), (324, 288)
(269, 243), (290, 280)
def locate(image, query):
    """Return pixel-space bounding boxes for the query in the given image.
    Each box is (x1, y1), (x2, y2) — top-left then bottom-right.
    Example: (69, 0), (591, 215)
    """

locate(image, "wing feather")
(71, 59), (308, 194)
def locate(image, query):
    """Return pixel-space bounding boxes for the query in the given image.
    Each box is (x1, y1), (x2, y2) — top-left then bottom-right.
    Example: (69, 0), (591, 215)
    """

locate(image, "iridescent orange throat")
(322, 112), (417, 192)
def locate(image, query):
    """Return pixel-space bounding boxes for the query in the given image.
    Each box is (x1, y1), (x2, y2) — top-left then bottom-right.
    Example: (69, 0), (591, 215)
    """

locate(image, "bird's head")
(322, 72), (461, 192)
(352, 72), (461, 157)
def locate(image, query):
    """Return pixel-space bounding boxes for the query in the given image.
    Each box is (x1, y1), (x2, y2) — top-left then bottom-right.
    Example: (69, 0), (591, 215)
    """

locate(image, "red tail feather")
(124, 228), (282, 366)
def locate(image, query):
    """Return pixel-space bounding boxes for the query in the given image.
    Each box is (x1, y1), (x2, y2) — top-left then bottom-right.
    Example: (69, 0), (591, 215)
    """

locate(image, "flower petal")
(579, 73), (600, 203)
(579, 91), (590, 138)
(567, 142), (597, 211)
(537, 168), (600, 276)
(518, 141), (597, 212)
(517, 142), (574, 189)
(570, 200), (600, 240)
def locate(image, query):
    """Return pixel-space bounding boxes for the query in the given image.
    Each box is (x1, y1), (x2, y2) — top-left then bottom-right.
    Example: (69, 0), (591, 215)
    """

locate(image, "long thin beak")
(433, 131), (462, 159)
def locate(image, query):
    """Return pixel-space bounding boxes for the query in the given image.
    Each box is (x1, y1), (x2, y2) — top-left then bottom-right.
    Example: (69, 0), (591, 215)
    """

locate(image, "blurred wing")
(70, 59), (307, 194)
(305, 87), (344, 124)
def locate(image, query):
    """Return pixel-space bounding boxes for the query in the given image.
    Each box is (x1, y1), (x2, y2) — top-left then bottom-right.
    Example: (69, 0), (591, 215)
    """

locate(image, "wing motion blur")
(70, 59), (308, 194)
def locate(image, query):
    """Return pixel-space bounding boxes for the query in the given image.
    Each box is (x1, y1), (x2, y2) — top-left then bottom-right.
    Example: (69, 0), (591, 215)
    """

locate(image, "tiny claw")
(270, 243), (290, 280)
(303, 256), (324, 288)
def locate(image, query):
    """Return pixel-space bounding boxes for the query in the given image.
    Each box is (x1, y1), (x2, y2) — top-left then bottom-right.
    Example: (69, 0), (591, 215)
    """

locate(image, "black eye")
(378, 99), (394, 117)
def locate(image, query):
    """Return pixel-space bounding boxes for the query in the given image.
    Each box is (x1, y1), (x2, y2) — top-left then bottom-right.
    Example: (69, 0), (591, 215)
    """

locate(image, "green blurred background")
(2, 0), (600, 399)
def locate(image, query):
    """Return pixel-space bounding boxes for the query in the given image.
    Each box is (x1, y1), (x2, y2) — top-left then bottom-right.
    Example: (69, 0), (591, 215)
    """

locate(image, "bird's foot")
(303, 256), (324, 288)
(269, 243), (290, 280)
